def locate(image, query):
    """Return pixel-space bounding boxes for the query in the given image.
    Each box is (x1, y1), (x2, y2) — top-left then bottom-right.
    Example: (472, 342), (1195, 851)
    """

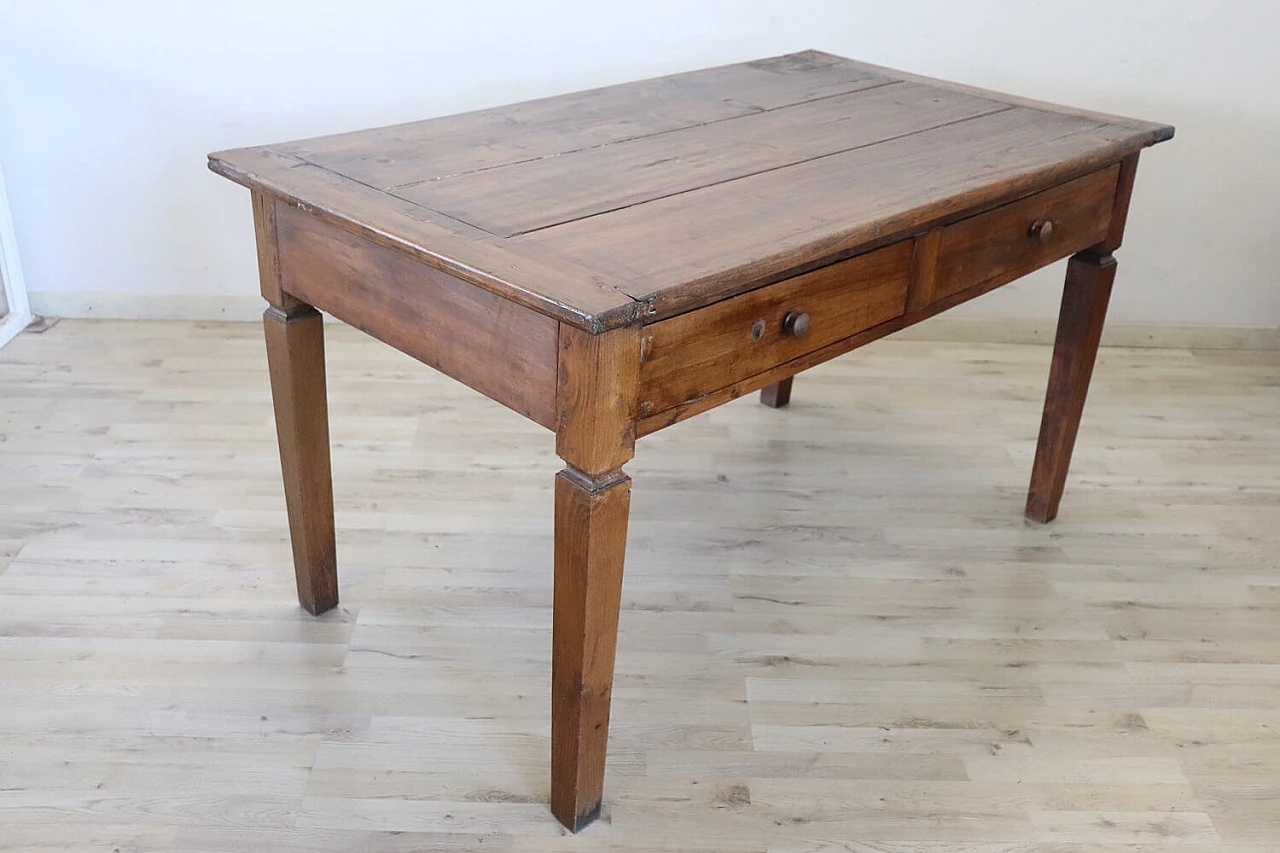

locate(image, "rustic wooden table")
(210, 51), (1172, 831)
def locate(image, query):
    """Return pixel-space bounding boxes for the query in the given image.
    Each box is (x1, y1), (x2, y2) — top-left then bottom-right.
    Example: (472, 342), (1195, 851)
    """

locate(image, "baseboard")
(29, 291), (265, 322)
(889, 316), (1280, 350)
(27, 291), (1280, 350)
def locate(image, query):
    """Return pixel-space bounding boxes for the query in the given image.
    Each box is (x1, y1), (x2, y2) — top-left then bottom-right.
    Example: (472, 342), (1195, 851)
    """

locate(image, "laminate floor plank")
(0, 320), (1276, 850)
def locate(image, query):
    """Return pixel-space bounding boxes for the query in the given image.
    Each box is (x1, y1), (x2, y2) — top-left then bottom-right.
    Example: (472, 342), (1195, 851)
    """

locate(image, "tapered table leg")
(551, 467), (630, 830)
(254, 190), (339, 615)
(263, 303), (339, 614)
(1025, 250), (1116, 523)
(760, 376), (794, 408)
(550, 324), (639, 831)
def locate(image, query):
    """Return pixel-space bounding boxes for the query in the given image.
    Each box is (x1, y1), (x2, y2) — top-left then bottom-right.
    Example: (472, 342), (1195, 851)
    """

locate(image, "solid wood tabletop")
(209, 50), (1172, 332)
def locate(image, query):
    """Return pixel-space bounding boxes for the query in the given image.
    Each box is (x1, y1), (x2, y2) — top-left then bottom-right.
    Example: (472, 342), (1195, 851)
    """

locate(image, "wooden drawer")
(638, 241), (912, 415)
(920, 165), (1120, 306)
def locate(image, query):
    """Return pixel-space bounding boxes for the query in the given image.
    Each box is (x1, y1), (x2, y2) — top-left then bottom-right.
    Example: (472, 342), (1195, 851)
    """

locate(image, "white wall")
(1, 0), (1276, 326)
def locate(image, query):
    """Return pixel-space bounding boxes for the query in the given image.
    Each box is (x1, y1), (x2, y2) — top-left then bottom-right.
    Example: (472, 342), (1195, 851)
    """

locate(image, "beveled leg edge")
(263, 302), (321, 324)
(1075, 247), (1117, 267)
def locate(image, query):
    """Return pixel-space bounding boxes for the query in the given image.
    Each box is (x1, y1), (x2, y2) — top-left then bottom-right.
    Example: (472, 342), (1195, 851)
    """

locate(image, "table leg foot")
(1025, 250), (1116, 524)
(263, 303), (339, 615)
(551, 466), (630, 832)
(760, 376), (794, 408)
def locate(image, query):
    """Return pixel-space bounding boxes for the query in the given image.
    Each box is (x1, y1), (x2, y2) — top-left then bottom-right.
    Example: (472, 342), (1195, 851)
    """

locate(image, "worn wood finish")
(400, 82), (1007, 238)
(251, 190), (302, 311)
(5, 320), (1279, 850)
(752, 162), (1123, 412)
(636, 165), (1116, 426)
(759, 377), (793, 408)
(845, 51), (1175, 139)
(209, 51), (1172, 331)
(275, 201), (560, 429)
(1025, 251), (1118, 523)
(931, 166), (1119, 304)
(905, 227), (945, 312)
(1021, 154), (1140, 523)
(215, 146), (639, 332)
(1099, 152), (1142, 253)
(208, 53), (1173, 831)
(262, 304), (338, 615)
(515, 108), (1149, 322)
(639, 242), (911, 415)
(556, 325), (641, 477)
(281, 54), (896, 189)
(551, 469), (632, 832)
(551, 323), (641, 829)
(637, 250), (1095, 437)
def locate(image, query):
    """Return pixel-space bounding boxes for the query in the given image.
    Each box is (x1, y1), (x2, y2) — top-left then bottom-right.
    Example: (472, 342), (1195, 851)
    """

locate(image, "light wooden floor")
(1, 319), (1278, 852)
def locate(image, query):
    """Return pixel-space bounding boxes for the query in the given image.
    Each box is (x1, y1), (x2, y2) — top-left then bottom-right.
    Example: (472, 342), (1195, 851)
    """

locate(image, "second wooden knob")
(782, 311), (810, 339)
(1029, 219), (1055, 242)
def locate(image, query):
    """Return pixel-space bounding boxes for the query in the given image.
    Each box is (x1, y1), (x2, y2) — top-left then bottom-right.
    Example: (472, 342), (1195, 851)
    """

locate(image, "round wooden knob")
(782, 311), (810, 339)
(1029, 219), (1055, 242)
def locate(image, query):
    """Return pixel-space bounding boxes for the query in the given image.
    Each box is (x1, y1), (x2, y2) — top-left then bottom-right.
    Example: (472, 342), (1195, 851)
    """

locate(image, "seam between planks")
(492, 106), (1020, 239)
(238, 150), (648, 331)
(383, 79), (907, 191)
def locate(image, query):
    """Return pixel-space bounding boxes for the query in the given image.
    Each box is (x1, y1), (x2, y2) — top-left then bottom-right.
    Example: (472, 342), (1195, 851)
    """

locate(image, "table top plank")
(209, 51), (1172, 332)
(212, 146), (642, 328)
(843, 52), (1174, 139)
(276, 53), (894, 191)
(511, 106), (1151, 318)
(398, 81), (1011, 238)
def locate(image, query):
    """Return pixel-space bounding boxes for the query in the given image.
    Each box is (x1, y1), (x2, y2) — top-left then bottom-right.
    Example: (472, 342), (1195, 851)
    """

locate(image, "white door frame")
(0, 161), (33, 350)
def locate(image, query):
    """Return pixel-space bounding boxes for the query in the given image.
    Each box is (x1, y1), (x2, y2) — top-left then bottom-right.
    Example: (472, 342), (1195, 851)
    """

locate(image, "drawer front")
(639, 241), (912, 415)
(927, 165), (1120, 304)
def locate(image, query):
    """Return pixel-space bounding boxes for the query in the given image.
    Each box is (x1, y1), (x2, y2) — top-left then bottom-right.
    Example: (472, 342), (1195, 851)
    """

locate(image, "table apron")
(273, 200), (561, 429)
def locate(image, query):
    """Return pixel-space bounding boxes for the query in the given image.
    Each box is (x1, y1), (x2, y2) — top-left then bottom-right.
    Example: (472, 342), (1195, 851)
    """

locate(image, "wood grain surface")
(275, 201), (560, 429)
(1026, 251), (1118, 523)
(1, 319), (1276, 849)
(638, 241), (911, 415)
(550, 325), (642, 828)
(210, 51), (1172, 331)
(398, 82), (1007, 238)
(551, 470), (631, 831)
(930, 166), (1118, 304)
(251, 190), (303, 312)
(262, 305), (338, 615)
(555, 325), (641, 477)
(634, 247), (1110, 436)
(202, 51), (1177, 835)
